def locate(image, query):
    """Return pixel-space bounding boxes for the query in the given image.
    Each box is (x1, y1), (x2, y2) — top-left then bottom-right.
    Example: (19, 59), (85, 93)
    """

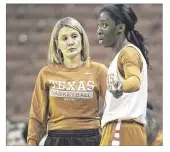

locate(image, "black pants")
(44, 128), (101, 146)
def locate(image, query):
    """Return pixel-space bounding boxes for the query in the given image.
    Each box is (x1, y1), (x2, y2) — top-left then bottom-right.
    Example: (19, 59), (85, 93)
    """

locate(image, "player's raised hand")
(108, 81), (123, 99)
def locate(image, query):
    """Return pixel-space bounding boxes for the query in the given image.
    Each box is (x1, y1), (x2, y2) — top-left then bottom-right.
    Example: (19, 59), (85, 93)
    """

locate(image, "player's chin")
(103, 43), (111, 48)
(66, 52), (80, 58)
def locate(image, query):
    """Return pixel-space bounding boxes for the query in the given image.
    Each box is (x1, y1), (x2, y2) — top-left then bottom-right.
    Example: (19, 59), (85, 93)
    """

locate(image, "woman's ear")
(117, 23), (126, 34)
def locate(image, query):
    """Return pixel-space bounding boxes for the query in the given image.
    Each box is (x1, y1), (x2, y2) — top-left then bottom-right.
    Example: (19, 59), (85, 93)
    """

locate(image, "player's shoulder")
(89, 59), (108, 70)
(38, 64), (60, 75)
(120, 44), (141, 58)
(37, 65), (48, 74)
(46, 63), (63, 71)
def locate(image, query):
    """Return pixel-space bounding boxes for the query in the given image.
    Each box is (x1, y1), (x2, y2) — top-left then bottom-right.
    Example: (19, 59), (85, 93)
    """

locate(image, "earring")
(57, 49), (61, 55)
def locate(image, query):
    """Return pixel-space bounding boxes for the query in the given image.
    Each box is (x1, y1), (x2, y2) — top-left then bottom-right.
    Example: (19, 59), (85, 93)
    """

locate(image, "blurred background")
(6, 4), (162, 145)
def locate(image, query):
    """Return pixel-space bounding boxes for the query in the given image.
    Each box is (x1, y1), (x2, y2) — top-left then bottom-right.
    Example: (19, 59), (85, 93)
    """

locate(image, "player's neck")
(112, 36), (129, 53)
(63, 55), (83, 68)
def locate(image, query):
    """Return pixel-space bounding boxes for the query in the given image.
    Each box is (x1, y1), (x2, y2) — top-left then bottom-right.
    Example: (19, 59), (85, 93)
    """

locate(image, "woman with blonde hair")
(27, 17), (108, 146)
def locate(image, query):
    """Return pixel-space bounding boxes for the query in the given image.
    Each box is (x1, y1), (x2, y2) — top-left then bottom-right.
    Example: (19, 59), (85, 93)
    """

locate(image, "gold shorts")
(100, 120), (147, 146)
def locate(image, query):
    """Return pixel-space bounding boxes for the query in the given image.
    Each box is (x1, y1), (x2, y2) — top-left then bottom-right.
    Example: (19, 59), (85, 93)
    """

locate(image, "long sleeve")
(98, 64), (108, 120)
(27, 67), (49, 146)
(118, 47), (143, 92)
(98, 64), (108, 99)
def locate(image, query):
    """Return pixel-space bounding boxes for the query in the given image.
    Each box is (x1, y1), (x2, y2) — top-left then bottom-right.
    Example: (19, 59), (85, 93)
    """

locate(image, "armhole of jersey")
(117, 52), (125, 81)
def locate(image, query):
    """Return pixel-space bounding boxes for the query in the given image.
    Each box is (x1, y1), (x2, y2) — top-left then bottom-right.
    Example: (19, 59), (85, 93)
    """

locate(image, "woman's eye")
(72, 35), (77, 38)
(103, 24), (108, 28)
(61, 37), (67, 41)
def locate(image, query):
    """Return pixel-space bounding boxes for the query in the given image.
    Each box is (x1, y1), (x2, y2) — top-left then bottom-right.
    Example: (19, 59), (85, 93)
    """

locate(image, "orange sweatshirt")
(27, 59), (108, 145)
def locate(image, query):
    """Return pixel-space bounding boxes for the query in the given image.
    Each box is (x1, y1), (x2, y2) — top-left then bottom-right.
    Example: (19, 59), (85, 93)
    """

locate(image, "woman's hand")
(108, 81), (123, 98)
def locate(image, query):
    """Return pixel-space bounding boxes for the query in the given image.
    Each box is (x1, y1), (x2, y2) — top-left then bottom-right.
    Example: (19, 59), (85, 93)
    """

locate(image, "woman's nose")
(68, 40), (74, 46)
(97, 28), (103, 35)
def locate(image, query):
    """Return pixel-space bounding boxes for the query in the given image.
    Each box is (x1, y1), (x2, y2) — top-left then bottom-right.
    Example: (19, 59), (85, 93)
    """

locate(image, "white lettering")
(66, 81), (76, 91)
(49, 80), (95, 91)
(49, 80), (55, 89)
(87, 81), (95, 90)
(77, 81), (86, 91)
(50, 89), (93, 99)
(58, 81), (65, 90)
